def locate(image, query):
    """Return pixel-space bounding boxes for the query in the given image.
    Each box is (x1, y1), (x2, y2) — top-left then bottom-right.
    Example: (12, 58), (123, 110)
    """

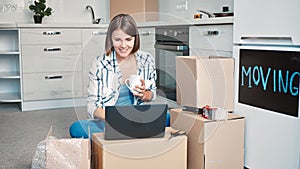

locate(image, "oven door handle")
(155, 44), (188, 51)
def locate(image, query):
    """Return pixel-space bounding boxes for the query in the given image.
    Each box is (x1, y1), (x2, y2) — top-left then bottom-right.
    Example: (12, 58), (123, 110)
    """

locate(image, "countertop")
(137, 16), (233, 27)
(0, 16), (233, 29)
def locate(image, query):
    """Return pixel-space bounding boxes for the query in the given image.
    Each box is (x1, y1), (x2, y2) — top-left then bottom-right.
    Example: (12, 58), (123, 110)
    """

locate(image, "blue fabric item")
(69, 120), (105, 138)
(69, 84), (134, 138)
(115, 84), (134, 105)
(166, 111), (170, 127)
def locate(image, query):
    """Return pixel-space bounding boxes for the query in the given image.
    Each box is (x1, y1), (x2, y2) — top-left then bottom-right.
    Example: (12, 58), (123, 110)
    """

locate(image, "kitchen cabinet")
(139, 27), (155, 59)
(0, 29), (22, 105)
(82, 28), (107, 97)
(189, 24), (233, 57)
(110, 0), (158, 22)
(20, 28), (83, 101)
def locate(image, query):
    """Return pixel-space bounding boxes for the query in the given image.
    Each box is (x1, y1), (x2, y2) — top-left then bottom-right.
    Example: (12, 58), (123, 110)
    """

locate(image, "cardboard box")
(92, 127), (187, 169)
(176, 56), (234, 111)
(170, 109), (245, 169)
(110, 0), (158, 22)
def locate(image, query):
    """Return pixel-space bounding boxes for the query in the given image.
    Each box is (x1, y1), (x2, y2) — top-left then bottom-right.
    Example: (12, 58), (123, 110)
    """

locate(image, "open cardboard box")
(176, 56), (234, 111)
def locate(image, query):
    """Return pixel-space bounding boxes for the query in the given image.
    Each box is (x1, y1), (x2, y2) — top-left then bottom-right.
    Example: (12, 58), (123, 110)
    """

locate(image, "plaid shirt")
(87, 50), (157, 119)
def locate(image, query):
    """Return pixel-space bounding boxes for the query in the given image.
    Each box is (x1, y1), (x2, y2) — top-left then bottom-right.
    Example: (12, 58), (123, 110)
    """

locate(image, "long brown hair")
(105, 14), (140, 56)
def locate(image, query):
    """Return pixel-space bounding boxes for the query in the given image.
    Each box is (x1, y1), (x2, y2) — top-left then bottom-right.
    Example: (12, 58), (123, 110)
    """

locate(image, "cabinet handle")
(44, 48), (61, 52)
(92, 31), (107, 35)
(241, 36), (292, 40)
(174, 31), (187, 36)
(241, 36), (292, 41)
(45, 75), (63, 80)
(240, 36), (293, 44)
(154, 44), (188, 51)
(140, 31), (151, 36)
(43, 31), (61, 35)
(203, 30), (219, 35)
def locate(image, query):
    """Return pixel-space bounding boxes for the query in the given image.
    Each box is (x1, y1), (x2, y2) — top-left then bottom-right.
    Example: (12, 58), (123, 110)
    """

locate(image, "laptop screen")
(104, 104), (168, 140)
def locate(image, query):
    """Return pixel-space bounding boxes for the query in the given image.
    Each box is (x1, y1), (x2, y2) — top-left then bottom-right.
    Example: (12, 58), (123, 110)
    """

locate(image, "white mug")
(125, 75), (142, 94)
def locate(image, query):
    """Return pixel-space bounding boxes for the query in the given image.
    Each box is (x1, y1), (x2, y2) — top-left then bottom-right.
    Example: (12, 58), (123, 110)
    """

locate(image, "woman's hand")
(133, 79), (153, 102)
(94, 107), (105, 120)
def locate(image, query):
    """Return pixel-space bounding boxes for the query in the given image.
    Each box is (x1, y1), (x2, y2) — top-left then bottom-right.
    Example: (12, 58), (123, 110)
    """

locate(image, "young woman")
(69, 14), (168, 138)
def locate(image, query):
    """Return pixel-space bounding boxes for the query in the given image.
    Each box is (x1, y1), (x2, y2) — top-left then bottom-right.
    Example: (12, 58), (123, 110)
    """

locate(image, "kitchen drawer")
(20, 29), (81, 45)
(23, 71), (83, 101)
(189, 24), (233, 52)
(22, 44), (82, 73)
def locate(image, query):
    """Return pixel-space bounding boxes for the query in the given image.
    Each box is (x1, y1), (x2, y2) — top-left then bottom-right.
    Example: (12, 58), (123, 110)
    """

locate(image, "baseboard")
(21, 98), (86, 111)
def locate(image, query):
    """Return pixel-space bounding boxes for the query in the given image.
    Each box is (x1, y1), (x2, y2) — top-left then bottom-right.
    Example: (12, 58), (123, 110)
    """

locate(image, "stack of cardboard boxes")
(173, 56), (245, 169)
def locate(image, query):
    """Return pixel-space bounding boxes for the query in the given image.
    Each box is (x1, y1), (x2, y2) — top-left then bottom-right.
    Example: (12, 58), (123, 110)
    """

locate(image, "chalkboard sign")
(239, 49), (300, 117)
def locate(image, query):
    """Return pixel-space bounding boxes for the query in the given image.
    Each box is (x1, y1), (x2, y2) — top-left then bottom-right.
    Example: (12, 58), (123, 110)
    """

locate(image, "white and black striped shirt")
(87, 50), (157, 119)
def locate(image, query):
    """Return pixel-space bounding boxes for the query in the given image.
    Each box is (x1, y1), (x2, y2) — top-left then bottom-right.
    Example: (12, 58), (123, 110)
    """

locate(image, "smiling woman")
(69, 14), (169, 139)
(111, 29), (135, 61)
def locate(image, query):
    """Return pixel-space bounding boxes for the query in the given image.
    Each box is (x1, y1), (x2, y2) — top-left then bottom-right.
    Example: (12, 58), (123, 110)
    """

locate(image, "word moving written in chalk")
(241, 65), (299, 96)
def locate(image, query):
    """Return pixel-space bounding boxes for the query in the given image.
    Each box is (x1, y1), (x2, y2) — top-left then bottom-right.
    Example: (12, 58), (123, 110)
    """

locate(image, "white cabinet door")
(234, 0), (300, 45)
(22, 44), (82, 73)
(189, 24), (233, 57)
(23, 72), (83, 100)
(139, 27), (155, 59)
(82, 29), (107, 97)
(21, 29), (81, 44)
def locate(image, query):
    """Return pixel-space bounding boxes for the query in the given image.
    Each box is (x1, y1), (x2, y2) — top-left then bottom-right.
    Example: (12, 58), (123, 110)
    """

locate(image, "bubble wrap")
(31, 137), (83, 169)
(31, 139), (47, 169)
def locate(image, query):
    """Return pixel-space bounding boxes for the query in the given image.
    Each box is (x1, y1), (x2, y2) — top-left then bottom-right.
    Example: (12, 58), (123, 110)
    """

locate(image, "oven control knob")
(174, 31), (178, 36)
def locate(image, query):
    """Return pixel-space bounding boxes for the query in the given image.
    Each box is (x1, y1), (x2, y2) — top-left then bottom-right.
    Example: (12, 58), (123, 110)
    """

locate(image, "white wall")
(1, 0), (234, 24)
(158, 0), (233, 21)
(0, 0), (110, 24)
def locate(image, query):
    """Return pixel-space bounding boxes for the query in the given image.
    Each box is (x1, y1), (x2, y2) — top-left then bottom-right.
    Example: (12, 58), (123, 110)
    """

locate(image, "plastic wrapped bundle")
(31, 127), (90, 169)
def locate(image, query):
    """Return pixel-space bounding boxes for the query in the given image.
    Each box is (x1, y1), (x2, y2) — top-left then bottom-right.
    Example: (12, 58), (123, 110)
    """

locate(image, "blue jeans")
(69, 119), (105, 138)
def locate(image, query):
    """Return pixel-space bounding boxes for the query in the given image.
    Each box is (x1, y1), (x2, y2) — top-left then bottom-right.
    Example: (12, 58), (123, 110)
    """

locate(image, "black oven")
(155, 26), (189, 102)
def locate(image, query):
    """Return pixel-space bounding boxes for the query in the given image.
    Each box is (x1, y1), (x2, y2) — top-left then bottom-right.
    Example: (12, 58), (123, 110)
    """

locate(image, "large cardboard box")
(110, 0), (158, 22)
(176, 56), (234, 111)
(170, 109), (245, 169)
(92, 127), (187, 169)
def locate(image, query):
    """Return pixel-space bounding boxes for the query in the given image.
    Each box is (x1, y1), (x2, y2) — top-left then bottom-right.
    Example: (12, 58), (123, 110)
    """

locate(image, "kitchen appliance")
(155, 26), (189, 103)
(196, 9), (233, 18)
(233, 0), (300, 168)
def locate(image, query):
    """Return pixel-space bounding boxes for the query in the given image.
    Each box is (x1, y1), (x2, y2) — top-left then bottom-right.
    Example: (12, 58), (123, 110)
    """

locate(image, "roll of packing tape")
(194, 14), (202, 19)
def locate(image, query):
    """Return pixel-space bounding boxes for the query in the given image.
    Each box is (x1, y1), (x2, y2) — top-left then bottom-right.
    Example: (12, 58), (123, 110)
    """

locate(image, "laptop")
(104, 104), (168, 140)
